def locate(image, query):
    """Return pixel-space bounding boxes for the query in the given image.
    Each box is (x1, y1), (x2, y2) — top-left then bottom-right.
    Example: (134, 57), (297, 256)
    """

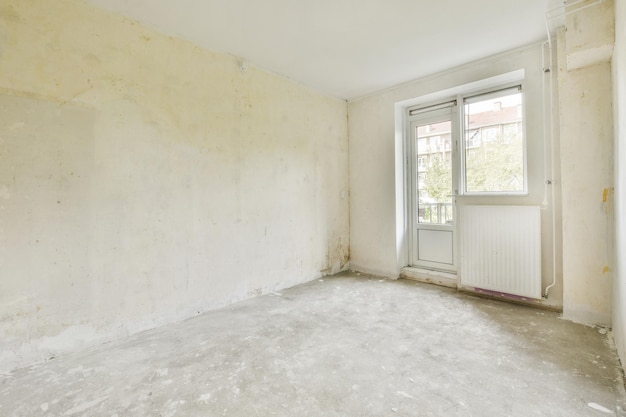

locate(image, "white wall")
(0, 0), (349, 372)
(612, 0), (626, 363)
(558, 0), (615, 326)
(348, 44), (562, 307)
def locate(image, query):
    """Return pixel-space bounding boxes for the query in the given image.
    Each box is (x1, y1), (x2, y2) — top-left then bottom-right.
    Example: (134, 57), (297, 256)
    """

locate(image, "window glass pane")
(464, 91), (524, 193)
(416, 122), (453, 224)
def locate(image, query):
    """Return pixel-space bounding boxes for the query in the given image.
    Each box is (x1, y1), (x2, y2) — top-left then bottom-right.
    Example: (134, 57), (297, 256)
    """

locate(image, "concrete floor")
(1, 272), (625, 417)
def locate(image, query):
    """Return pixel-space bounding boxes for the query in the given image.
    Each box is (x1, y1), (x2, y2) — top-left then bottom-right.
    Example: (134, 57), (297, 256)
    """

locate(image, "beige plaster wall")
(558, 0), (615, 326)
(0, 0), (349, 372)
(612, 0), (626, 361)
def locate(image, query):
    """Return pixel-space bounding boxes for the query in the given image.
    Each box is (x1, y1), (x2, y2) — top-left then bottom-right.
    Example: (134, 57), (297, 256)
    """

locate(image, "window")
(463, 86), (525, 194)
(466, 130), (480, 148)
(417, 173), (426, 187)
(503, 123), (520, 142)
(417, 138), (428, 154)
(442, 134), (452, 150)
(430, 136), (441, 151)
(407, 83), (526, 198)
(404, 74), (527, 272)
(481, 127), (499, 142)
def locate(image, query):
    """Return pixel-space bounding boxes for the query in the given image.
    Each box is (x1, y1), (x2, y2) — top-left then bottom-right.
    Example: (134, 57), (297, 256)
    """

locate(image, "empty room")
(2, 0), (626, 415)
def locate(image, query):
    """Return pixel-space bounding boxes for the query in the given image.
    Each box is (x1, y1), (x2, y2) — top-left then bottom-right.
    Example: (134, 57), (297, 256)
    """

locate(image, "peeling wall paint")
(0, 0), (349, 372)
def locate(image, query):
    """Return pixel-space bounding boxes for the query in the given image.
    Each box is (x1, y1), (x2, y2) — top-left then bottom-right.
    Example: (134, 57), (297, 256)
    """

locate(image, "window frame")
(458, 82), (528, 196)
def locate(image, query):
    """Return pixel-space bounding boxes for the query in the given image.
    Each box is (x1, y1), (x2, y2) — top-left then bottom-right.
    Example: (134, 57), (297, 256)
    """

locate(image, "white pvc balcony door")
(409, 104), (457, 272)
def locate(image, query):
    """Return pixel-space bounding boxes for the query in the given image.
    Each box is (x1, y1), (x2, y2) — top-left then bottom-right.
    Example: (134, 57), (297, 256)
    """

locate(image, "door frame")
(393, 70), (526, 276)
(406, 101), (459, 272)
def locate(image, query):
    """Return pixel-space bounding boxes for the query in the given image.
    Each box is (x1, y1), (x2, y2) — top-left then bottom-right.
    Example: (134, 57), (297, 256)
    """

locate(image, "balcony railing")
(419, 203), (453, 224)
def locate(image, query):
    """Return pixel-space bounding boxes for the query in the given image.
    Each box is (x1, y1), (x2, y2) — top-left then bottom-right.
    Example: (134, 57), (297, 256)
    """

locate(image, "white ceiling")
(87, 0), (564, 100)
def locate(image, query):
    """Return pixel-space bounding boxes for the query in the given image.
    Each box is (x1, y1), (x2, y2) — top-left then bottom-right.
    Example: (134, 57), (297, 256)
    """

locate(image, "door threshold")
(400, 267), (457, 289)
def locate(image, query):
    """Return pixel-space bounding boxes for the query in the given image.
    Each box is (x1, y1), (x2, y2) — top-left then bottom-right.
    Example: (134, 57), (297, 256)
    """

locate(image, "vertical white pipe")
(543, 13), (558, 298)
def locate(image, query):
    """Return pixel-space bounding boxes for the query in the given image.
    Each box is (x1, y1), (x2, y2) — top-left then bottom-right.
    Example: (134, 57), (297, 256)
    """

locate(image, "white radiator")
(459, 205), (541, 299)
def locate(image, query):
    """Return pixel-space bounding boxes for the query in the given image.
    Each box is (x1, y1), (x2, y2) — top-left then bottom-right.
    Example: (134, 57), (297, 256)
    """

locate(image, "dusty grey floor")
(1, 271), (625, 417)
